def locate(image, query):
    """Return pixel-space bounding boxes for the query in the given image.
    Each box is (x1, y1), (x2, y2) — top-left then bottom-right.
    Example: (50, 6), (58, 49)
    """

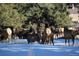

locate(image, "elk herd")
(0, 26), (79, 46)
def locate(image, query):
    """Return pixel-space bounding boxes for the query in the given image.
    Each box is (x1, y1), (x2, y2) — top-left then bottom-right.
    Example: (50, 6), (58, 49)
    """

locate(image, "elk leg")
(68, 39), (70, 46)
(51, 38), (54, 45)
(72, 39), (75, 46)
(65, 39), (67, 45)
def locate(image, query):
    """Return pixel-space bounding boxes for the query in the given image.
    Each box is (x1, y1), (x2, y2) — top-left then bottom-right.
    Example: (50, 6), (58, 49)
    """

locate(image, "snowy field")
(0, 39), (79, 56)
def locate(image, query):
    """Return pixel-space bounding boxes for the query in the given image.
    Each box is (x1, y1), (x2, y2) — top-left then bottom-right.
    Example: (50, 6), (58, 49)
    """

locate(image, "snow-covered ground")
(0, 39), (79, 56)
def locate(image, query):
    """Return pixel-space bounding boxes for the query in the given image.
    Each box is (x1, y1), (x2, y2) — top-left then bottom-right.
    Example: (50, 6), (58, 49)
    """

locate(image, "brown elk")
(64, 27), (76, 46)
(0, 28), (12, 42)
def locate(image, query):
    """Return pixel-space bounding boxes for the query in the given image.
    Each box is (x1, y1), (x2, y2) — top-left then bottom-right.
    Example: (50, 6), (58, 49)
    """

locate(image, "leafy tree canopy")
(0, 4), (26, 28)
(0, 3), (72, 29)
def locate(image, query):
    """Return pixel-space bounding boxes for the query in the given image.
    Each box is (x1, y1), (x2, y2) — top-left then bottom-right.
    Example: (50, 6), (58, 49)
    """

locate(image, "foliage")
(0, 4), (26, 28)
(0, 3), (72, 29)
